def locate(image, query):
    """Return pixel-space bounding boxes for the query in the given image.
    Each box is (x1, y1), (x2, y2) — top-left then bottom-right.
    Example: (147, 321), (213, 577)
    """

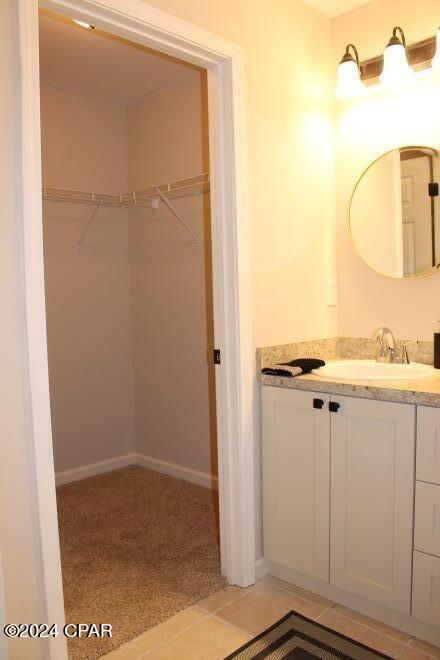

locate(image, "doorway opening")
(39, 7), (225, 656)
(19, 2), (255, 657)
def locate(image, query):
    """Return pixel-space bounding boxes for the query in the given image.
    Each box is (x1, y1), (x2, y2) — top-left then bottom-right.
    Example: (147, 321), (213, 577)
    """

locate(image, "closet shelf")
(42, 173), (210, 208)
(42, 173), (209, 250)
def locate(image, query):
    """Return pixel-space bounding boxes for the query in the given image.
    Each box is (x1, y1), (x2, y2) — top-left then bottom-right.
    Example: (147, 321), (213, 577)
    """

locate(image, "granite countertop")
(261, 369), (440, 407)
(259, 337), (440, 407)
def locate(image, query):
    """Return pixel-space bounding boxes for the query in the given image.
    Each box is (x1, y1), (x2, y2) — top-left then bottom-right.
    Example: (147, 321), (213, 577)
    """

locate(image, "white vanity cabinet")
(262, 386), (416, 617)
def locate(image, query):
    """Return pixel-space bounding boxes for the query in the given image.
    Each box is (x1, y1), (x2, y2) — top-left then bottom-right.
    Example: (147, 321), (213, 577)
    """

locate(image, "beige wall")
(41, 79), (216, 478)
(137, 0), (337, 348)
(128, 75), (217, 477)
(0, 2), (48, 657)
(332, 0), (440, 339)
(41, 86), (135, 472)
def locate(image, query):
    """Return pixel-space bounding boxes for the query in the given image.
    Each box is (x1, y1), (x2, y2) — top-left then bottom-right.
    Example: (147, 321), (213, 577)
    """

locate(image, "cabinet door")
(412, 551), (440, 628)
(330, 395), (415, 613)
(262, 386), (330, 581)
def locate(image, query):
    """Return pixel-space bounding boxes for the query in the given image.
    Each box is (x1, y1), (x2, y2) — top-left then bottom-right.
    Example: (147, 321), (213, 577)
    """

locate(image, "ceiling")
(301, 0), (374, 18)
(39, 9), (201, 106)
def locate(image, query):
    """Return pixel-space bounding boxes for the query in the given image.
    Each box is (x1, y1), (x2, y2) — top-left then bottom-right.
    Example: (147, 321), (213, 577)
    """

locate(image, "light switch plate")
(326, 278), (337, 307)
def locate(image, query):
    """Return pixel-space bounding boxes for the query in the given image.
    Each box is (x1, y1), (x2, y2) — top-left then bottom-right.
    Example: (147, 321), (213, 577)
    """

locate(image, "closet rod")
(42, 173), (208, 250)
(42, 173), (210, 208)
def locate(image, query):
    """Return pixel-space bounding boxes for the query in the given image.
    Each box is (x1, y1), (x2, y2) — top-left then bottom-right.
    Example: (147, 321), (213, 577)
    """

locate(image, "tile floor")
(99, 577), (440, 660)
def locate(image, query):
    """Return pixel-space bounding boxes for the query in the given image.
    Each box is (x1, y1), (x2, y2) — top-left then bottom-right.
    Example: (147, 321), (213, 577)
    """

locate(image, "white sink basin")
(311, 359), (436, 381)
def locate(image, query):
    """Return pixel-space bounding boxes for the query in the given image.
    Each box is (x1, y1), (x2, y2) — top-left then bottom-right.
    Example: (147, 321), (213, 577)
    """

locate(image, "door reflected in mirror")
(350, 146), (440, 279)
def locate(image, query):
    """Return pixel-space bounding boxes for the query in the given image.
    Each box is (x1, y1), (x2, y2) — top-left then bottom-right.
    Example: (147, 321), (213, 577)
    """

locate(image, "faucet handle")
(395, 340), (419, 364)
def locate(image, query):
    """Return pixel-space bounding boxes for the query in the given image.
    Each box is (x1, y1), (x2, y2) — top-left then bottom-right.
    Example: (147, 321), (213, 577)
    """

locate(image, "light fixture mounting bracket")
(359, 32), (436, 83)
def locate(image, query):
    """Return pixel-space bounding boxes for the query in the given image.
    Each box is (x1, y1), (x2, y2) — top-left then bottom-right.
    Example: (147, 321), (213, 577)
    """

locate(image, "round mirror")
(350, 146), (440, 279)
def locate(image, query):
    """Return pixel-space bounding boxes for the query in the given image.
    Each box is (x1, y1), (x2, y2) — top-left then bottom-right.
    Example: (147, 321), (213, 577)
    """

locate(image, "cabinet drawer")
(417, 406), (440, 485)
(412, 551), (440, 628)
(415, 481), (440, 558)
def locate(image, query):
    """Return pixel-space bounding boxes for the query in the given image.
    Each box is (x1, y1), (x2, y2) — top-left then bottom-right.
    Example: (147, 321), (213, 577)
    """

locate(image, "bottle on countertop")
(434, 321), (440, 369)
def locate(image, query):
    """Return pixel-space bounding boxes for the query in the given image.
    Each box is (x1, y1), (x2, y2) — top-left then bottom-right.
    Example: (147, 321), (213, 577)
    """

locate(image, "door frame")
(18, 1), (255, 657)
(0, 551), (6, 660)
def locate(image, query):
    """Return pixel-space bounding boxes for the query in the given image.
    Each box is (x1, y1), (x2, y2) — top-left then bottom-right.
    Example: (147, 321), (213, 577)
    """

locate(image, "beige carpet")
(57, 465), (225, 659)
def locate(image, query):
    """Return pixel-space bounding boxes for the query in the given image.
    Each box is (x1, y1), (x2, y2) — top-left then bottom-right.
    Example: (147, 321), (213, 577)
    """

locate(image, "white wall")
(128, 75), (217, 478)
(41, 86), (135, 473)
(332, 0), (440, 339)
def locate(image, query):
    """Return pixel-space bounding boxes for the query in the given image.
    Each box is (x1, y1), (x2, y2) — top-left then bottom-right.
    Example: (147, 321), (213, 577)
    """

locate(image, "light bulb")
(432, 28), (440, 69)
(73, 20), (95, 30)
(335, 44), (365, 98)
(380, 27), (413, 87)
(336, 60), (365, 97)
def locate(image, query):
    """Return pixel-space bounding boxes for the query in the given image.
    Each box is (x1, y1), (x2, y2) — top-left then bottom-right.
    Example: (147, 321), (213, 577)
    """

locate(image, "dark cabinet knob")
(313, 398), (324, 409)
(329, 401), (341, 413)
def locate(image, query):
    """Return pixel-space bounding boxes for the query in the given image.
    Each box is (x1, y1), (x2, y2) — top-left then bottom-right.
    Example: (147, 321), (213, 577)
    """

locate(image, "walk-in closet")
(39, 8), (222, 659)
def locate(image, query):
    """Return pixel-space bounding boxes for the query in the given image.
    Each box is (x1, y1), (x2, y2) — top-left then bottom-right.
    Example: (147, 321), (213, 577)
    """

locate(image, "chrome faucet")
(372, 327), (396, 363)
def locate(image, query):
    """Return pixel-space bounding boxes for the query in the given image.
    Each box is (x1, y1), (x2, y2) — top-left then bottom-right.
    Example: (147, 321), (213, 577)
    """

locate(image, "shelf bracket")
(154, 187), (199, 246)
(75, 200), (103, 253)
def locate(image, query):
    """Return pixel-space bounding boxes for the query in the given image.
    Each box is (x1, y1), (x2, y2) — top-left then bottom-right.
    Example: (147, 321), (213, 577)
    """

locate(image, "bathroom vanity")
(260, 339), (440, 646)
(259, 141), (440, 643)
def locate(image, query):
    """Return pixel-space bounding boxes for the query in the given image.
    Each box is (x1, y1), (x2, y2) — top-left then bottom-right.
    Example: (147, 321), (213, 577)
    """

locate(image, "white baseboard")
(55, 452), (218, 489)
(135, 453), (218, 490)
(55, 454), (136, 486)
(255, 557), (269, 581)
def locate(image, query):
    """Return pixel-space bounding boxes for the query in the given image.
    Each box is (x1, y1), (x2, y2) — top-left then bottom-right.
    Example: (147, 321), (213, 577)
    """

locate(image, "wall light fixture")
(380, 27), (413, 86)
(336, 44), (365, 97)
(335, 25), (439, 96)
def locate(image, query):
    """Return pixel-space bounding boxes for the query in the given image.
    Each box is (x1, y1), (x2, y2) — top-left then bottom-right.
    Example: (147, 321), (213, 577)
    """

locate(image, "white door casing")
(401, 155), (433, 276)
(18, 2), (255, 658)
(0, 549), (7, 660)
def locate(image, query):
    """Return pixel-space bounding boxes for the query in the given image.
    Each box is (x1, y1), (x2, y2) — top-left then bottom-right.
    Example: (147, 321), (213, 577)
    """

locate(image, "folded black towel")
(280, 358), (325, 374)
(262, 358), (325, 379)
(261, 368), (299, 378)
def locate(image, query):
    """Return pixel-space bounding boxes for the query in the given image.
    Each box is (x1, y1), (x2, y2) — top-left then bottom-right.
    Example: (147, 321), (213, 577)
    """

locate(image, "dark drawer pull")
(329, 401), (341, 413)
(313, 398), (324, 409)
